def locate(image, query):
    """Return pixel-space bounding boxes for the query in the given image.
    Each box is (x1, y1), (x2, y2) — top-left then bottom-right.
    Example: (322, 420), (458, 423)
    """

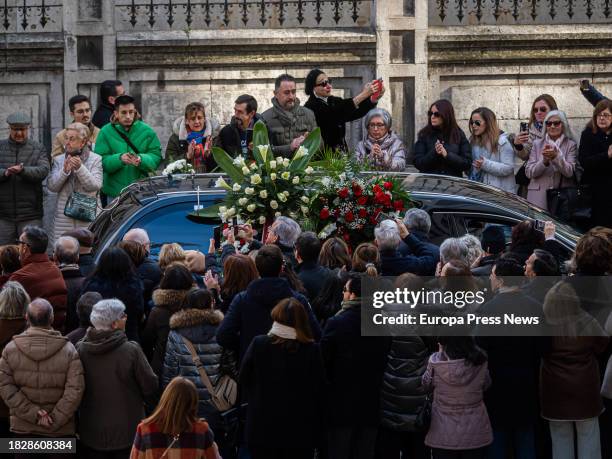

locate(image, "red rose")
(384, 181), (393, 190)
(352, 183), (362, 197)
(373, 184), (382, 194)
(393, 200), (404, 211)
(319, 208), (330, 220)
(357, 196), (368, 205)
(334, 208), (341, 217)
(358, 208), (368, 218)
(345, 211), (354, 222)
(375, 192), (386, 204)
(343, 233), (351, 242)
(383, 193), (392, 206)
(338, 187), (349, 199)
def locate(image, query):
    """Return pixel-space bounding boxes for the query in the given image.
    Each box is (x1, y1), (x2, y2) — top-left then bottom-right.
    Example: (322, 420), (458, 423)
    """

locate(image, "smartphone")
(520, 122), (528, 133)
(580, 79), (590, 90)
(213, 225), (222, 249)
(232, 217), (239, 237)
(372, 78), (384, 100)
(533, 219), (546, 232)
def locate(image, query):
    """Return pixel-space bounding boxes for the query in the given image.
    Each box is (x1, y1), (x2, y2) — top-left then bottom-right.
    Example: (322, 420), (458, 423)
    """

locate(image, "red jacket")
(9, 253), (67, 330)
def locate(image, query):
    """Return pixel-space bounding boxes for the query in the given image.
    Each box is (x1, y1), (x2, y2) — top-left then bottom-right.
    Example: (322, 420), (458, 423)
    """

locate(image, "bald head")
(26, 299), (54, 327)
(123, 228), (151, 255)
(54, 236), (80, 265)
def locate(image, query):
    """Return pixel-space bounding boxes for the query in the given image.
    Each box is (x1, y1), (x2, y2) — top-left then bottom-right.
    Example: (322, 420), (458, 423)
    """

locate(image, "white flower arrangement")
(163, 159), (195, 176)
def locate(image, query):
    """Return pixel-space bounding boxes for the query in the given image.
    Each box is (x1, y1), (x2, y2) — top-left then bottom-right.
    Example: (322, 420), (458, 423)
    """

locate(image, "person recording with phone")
(304, 68), (384, 153)
(95, 95), (161, 204)
(47, 122), (102, 246)
(216, 94), (263, 159)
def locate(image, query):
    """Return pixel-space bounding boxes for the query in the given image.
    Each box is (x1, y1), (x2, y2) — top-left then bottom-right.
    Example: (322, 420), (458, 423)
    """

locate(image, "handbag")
(181, 335), (238, 412)
(63, 172), (98, 222)
(415, 393), (432, 431)
(515, 160), (530, 186)
(546, 171), (592, 224)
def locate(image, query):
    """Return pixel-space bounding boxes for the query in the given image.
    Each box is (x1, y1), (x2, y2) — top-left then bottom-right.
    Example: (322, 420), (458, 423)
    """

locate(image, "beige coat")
(0, 327), (84, 436)
(525, 135), (577, 211)
(52, 124), (100, 157)
(47, 149), (103, 245)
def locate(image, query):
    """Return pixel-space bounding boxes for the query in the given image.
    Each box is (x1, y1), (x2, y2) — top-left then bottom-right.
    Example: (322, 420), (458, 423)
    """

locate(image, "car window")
(429, 213), (455, 246)
(457, 215), (515, 245)
(129, 200), (219, 259)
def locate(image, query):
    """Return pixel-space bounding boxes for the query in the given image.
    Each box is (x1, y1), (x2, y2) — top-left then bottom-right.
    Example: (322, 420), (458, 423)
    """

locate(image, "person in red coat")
(9, 225), (67, 331)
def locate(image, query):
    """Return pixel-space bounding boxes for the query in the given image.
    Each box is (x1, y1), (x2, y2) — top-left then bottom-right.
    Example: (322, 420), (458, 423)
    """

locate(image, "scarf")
(545, 133), (565, 151)
(186, 129), (211, 168)
(268, 321), (297, 340)
(337, 298), (361, 315)
(315, 94), (329, 104)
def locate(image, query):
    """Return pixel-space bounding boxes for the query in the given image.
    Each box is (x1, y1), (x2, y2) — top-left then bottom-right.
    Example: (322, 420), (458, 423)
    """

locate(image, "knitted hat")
(304, 68), (325, 97)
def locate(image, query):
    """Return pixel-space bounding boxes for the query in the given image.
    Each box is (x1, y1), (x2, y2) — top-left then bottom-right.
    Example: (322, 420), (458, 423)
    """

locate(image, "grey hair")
(403, 208), (431, 234)
(123, 228), (150, 246)
(364, 108), (392, 131)
(440, 237), (469, 264)
(544, 110), (576, 142)
(459, 234), (483, 266)
(54, 236), (80, 264)
(374, 219), (401, 251)
(90, 299), (126, 330)
(0, 281), (30, 319)
(272, 216), (302, 247)
(66, 122), (91, 141)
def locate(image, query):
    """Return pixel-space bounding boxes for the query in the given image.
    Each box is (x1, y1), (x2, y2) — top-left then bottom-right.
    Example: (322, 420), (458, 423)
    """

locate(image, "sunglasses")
(470, 120), (482, 127)
(533, 107), (549, 113)
(428, 111), (442, 118)
(545, 120), (562, 127)
(316, 79), (332, 87)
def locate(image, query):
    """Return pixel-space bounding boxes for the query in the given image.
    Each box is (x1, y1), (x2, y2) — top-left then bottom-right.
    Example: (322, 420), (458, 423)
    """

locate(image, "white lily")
(233, 155), (246, 166)
(293, 145), (308, 160)
(214, 177), (232, 191)
(241, 166), (250, 175)
(258, 144), (270, 162)
(281, 171), (290, 180)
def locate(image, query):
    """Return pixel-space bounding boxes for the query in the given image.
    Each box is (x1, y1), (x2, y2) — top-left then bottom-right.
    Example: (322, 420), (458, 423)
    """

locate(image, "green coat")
(94, 120), (161, 198)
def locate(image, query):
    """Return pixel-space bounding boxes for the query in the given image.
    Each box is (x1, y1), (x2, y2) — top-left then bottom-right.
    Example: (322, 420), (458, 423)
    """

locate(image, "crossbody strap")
(112, 124), (140, 155)
(180, 335), (215, 394)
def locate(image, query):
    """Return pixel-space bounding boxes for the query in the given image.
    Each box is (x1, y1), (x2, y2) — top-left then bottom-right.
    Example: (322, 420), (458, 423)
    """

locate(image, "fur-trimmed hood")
(152, 288), (189, 310)
(170, 308), (224, 329)
(172, 116), (220, 141)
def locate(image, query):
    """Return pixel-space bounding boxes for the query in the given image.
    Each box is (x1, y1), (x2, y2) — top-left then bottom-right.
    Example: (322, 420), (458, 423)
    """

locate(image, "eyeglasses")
(470, 120), (482, 127)
(16, 240), (29, 247)
(73, 108), (91, 114)
(428, 111), (441, 118)
(545, 120), (562, 127)
(533, 107), (549, 113)
(316, 79), (332, 87)
(368, 123), (386, 129)
(597, 112), (612, 119)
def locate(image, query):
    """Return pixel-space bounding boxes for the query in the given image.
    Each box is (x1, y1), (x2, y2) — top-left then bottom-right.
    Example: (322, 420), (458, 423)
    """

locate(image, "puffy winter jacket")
(261, 97), (317, 157)
(94, 120), (161, 198)
(0, 138), (49, 221)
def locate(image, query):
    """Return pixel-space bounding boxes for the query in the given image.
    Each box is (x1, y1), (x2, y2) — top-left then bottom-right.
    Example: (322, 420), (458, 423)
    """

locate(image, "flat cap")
(6, 112), (31, 126)
(62, 228), (94, 248)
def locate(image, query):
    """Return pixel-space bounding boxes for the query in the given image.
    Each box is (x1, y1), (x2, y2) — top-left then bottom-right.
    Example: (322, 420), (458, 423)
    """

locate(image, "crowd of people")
(0, 72), (611, 459)
(0, 210), (610, 459)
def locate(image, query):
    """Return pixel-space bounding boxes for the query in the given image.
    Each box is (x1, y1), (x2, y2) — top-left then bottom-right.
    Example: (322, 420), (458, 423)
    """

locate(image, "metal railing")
(430, 0), (612, 24)
(115, 0), (372, 30)
(0, 0), (62, 31)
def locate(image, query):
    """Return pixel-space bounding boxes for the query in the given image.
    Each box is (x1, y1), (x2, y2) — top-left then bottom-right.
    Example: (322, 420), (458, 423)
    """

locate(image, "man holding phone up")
(94, 95), (161, 202)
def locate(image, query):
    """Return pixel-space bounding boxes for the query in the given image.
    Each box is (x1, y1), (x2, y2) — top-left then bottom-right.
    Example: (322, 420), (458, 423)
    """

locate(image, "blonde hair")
(0, 281), (30, 319)
(159, 243), (187, 271)
(66, 122), (91, 141)
(143, 377), (199, 435)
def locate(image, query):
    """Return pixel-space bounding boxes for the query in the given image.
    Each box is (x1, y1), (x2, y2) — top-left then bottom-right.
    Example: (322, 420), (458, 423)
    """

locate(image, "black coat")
(215, 114), (264, 158)
(240, 335), (325, 449)
(321, 303), (391, 427)
(216, 277), (322, 362)
(413, 130), (472, 177)
(61, 265), (85, 334)
(471, 254), (499, 277)
(137, 257), (162, 306)
(78, 253), (96, 278)
(578, 127), (612, 228)
(380, 335), (431, 432)
(508, 239), (565, 266)
(81, 274), (144, 342)
(296, 261), (332, 302)
(305, 95), (376, 152)
(380, 233), (439, 277)
(92, 103), (114, 129)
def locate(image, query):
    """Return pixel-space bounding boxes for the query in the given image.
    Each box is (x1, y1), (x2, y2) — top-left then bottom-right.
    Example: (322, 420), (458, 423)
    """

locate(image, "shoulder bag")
(181, 335), (237, 412)
(112, 124), (140, 154)
(63, 174), (98, 222)
(546, 169), (592, 225)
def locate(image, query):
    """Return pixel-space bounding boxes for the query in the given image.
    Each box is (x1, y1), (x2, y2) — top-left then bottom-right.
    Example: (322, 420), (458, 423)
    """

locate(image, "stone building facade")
(0, 0), (610, 156)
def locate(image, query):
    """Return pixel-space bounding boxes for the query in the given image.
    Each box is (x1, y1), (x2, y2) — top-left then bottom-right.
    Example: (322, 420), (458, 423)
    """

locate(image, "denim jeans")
(549, 418), (601, 459)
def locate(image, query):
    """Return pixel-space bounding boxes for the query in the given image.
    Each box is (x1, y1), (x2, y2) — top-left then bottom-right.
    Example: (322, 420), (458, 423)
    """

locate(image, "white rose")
(238, 197), (248, 206)
(259, 215), (267, 224)
(283, 158), (290, 167)
(232, 183), (241, 192)
(281, 171), (290, 180)
(283, 191), (290, 197)
(247, 204), (256, 212)
(301, 196), (310, 204)
(245, 187), (255, 195)
(242, 166), (250, 175)
(270, 200), (279, 210)
(275, 212), (281, 217)
(250, 174), (262, 185)
(278, 193), (287, 203)
(259, 190), (268, 199)
(289, 212), (298, 219)
(301, 205), (309, 214)
(305, 166), (314, 174)
(269, 160), (277, 169)
(227, 207), (236, 217)
(292, 176), (300, 185)
(270, 173), (277, 181)
(276, 156), (283, 164)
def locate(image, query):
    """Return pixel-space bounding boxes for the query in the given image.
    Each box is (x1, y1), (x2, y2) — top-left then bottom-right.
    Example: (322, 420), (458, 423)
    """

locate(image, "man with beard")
(216, 94), (263, 158)
(52, 95), (100, 156)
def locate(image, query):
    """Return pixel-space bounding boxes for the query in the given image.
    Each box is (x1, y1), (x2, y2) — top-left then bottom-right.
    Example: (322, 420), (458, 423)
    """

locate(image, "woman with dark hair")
(311, 269), (349, 327)
(508, 220), (565, 266)
(578, 99), (612, 228)
(142, 263), (194, 378)
(240, 298), (325, 459)
(422, 337), (492, 458)
(162, 289), (234, 458)
(319, 237), (352, 271)
(0, 245), (20, 289)
(131, 377), (221, 459)
(81, 247), (144, 341)
(304, 68), (382, 152)
(205, 254), (258, 314)
(512, 94), (558, 161)
(414, 99), (472, 177)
